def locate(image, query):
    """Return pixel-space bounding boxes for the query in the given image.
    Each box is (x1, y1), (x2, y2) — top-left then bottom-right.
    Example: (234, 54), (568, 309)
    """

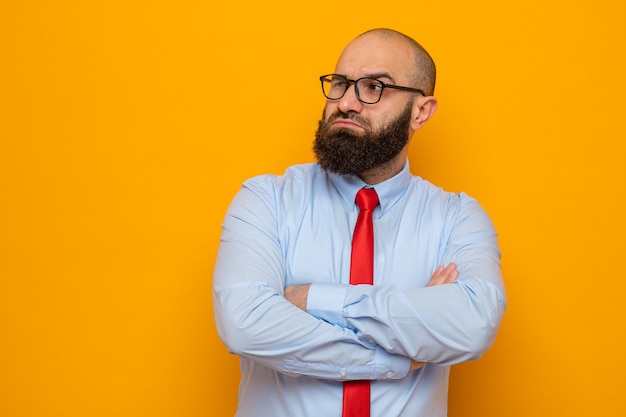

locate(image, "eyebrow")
(337, 72), (396, 83)
(361, 72), (395, 83)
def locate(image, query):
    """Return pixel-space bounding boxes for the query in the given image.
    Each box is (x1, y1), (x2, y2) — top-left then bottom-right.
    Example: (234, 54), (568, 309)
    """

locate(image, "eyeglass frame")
(319, 74), (426, 104)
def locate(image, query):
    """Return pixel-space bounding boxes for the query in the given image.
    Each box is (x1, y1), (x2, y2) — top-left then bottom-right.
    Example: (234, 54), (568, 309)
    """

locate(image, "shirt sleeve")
(212, 178), (411, 381)
(306, 194), (507, 366)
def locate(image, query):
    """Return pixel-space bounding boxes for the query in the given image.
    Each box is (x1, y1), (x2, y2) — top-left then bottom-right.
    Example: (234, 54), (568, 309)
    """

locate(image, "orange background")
(1, 1), (625, 416)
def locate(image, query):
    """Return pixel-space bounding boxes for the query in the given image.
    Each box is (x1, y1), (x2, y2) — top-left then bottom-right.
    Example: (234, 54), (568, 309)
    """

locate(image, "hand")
(284, 284), (311, 311)
(427, 263), (458, 287)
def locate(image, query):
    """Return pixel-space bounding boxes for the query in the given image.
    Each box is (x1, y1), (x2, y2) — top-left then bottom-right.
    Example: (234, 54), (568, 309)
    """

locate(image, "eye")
(330, 78), (349, 89)
(362, 79), (383, 92)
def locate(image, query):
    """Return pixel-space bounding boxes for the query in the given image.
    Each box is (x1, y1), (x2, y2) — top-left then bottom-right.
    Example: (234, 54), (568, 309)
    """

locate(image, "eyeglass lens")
(321, 75), (384, 104)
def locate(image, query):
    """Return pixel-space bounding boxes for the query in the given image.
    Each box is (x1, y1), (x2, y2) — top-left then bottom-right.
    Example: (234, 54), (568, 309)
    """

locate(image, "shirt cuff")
(307, 283), (348, 327)
(373, 346), (411, 380)
(282, 345), (411, 381)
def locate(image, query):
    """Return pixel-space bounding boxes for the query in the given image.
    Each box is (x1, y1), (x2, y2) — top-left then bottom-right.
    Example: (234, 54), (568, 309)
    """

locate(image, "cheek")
(322, 102), (336, 120)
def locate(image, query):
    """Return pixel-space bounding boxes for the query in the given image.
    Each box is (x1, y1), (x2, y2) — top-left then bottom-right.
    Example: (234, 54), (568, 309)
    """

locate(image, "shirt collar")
(327, 159), (412, 217)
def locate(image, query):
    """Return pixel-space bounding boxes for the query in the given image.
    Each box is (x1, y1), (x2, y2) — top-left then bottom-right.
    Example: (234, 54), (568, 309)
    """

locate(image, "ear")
(410, 96), (438, 132)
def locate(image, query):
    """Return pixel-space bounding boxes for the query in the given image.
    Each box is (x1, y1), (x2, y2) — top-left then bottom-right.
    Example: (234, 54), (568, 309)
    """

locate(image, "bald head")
(353, 28), (437, 96)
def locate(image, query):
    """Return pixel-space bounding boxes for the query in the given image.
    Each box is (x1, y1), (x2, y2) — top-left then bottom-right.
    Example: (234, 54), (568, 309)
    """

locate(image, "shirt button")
(385, 371), (394, 379)
(340, 371), (347, 378)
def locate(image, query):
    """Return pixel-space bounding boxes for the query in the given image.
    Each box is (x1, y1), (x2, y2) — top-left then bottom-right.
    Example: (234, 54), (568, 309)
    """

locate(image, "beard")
(313, 102), (413, 176)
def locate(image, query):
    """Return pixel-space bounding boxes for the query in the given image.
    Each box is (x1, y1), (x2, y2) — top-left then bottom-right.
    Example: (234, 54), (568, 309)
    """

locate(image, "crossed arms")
(213, 180), (506, 381)
(284, 263), (460, 371)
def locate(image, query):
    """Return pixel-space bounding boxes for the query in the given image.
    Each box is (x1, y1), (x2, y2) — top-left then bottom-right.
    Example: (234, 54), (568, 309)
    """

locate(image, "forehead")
(334, 33), (414, 83)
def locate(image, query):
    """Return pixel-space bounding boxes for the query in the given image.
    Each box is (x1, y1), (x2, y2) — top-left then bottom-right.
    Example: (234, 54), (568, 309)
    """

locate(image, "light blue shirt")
(213, 161), (506, 417)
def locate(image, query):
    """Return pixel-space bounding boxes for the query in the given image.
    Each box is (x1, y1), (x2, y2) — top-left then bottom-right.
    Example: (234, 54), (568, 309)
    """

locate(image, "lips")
(330, 119), (364, 131)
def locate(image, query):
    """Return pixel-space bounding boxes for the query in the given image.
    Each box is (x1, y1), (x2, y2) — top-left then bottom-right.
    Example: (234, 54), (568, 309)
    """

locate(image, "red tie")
(343, 188), (379, 417)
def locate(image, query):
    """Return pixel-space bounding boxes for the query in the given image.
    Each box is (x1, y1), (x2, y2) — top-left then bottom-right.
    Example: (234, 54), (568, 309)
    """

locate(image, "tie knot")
(356, 188), (379, 211)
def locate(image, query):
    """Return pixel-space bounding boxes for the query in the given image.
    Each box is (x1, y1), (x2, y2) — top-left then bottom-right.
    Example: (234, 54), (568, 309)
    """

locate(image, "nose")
(338, 83), (364, 113)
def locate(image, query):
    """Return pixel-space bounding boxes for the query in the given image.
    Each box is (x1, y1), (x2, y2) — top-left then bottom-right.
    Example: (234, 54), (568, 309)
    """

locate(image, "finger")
(410, 360), (427, 370)
(427, 263), (458, 286)
(426, 265), (444, 286)
(442, 263), (458, 282)
(442, 263), (459, 284)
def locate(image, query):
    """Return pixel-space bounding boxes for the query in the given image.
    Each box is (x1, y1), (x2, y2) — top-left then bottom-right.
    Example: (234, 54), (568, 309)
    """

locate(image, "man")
(213, 28), (506, 417)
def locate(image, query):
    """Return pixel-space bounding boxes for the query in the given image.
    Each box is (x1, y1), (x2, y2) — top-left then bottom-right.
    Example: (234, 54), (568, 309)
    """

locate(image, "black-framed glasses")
(320, 74), (425, 104)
